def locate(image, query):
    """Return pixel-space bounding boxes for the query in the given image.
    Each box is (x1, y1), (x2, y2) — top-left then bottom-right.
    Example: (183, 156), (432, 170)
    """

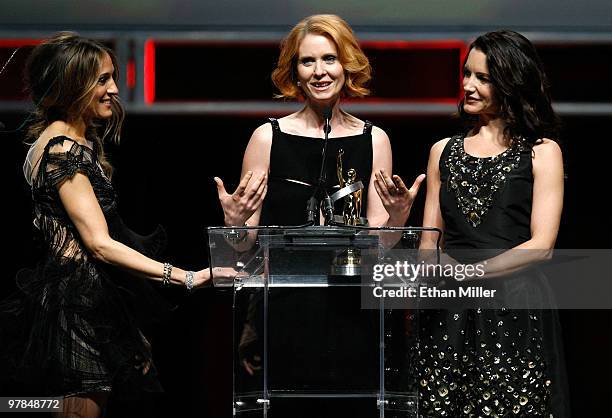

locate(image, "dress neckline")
(46, 135), (95, 153)
(460, 135), (512, 160)
(270, 117), (370, 140)
(281, 131), (367, 140)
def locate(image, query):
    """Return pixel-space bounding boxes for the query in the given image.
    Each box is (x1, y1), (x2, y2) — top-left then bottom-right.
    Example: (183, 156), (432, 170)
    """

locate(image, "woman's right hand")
(193, 269), (213, 288)
(214, 171), (268, 227)
(193, 267), (239, 288)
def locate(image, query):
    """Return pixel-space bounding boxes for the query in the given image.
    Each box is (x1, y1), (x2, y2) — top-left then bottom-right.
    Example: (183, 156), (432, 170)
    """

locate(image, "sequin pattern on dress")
(414, 308), (553, 417)
(445, 136), (525, 227)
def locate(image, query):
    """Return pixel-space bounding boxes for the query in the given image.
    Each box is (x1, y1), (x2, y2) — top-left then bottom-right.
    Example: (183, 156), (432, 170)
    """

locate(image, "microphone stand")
(306, 107), (334, 225)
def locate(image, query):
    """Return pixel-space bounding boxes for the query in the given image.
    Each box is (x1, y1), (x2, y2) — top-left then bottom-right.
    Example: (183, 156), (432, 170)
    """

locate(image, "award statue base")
(331, 248), (362, 276)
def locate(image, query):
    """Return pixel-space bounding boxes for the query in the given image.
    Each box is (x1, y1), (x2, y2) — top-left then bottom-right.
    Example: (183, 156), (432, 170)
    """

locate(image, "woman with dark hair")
(215, 14), (424, 231)
(417, 30), (569, 416)
(1, 33), (214, 417)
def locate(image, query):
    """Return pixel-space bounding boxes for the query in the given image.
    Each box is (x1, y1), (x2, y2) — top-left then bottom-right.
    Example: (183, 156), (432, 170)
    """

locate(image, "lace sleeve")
(40, 136), (96, 188)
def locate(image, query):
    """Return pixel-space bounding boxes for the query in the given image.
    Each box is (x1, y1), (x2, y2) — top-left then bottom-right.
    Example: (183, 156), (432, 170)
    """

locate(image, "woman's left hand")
(374, 170), (425, 226)
(214, 171), (267, 227)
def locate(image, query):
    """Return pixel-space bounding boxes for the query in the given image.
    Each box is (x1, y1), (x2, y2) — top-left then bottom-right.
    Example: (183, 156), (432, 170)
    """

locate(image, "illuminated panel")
(149, 40), (466, 103)
(127, 59), (136, 89)
(151, 41), (278, 101)
(361, 40), (466, 103)
(144, 39), (156, 103)
(0, 40), (42, 100)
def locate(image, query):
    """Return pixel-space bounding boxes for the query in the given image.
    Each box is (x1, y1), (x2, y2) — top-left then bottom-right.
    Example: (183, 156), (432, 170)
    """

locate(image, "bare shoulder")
(37, 122), (83, 152)
(424, 138), (452, 174)
(532, 138), (562, 169)
(371, 125), (390, 146)
(248, 122), (274, 147)
(243, 122), (274, 170)
(44, 120), (71, 135)
(531, 139), (563, 179)
(430, 137), (452, 156)
(276, 112), (302, 133)
(532, 138), (562, 159)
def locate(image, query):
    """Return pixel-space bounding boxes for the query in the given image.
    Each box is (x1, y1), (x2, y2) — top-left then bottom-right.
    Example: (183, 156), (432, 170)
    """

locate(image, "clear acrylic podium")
(208, 225), (437, 418)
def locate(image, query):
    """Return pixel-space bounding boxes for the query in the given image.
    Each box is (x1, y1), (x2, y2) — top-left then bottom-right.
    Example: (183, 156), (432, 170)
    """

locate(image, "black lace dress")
(1, 136), (166, 397)
(414, 134), (569, 417)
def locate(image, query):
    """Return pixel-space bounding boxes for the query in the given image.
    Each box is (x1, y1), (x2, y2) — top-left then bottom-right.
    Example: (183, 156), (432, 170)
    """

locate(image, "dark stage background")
(2, 0), (612, 414)
(2, 111), (611, 417)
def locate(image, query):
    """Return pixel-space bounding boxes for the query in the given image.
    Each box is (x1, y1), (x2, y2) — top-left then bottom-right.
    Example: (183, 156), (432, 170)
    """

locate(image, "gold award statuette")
(331, 149), (366, 276)
(332, 149), (365, 226)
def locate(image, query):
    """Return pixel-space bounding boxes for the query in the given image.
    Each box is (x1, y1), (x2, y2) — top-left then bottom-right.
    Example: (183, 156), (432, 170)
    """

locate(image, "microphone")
(305, 107), (334, 225)
(322, 107), (332, 134)
(319, 107), (335, 225)
(318, 107), (332, 186)
(306, 195), (319, 225)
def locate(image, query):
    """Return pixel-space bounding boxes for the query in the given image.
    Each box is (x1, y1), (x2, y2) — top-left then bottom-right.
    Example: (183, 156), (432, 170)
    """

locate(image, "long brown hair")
(25, 32), (124, 177)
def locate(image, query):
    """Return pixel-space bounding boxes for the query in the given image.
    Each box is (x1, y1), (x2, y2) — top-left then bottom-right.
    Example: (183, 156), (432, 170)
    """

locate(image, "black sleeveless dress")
(415, 135), (569, 417)
(239, 119), (379, 417)
(260, 118), (373, 226)
(1, 136), (167, 397)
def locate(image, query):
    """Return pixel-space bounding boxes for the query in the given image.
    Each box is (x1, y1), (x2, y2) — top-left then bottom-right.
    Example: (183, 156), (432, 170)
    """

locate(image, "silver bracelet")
(185, 271), (195, 292)
(225, 223), (249, 244)
(162, 262), (173, 287)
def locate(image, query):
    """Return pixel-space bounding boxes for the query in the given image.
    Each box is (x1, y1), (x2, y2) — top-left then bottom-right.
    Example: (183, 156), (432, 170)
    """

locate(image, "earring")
(297, 81), (301, 87)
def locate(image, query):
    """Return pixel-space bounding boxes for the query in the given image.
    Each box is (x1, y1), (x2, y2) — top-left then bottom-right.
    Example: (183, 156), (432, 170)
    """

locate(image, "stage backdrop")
(1, 0), (611, 29)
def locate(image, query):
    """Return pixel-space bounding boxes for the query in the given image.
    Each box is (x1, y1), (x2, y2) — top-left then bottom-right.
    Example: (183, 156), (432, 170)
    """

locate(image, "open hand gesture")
(214, 171), (267, 227)
(374, 169), (425, 226)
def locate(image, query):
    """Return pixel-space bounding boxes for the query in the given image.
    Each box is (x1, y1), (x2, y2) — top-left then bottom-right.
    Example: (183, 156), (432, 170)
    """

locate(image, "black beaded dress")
(1, 136), (166, 397)
(415, 134), (569, 417)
